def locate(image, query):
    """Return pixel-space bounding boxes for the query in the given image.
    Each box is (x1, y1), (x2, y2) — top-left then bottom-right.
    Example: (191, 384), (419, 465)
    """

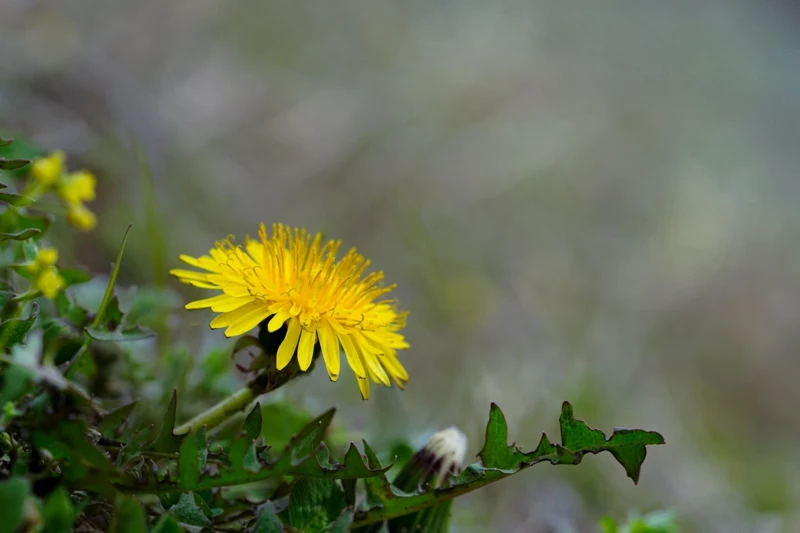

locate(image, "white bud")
(421, 426), (468, 488)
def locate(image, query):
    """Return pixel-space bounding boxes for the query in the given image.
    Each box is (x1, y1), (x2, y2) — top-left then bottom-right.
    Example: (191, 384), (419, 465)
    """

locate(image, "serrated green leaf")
(558, 402), (665, 483)
(286, 479), (346, 532)
(0, 192), (33, 206)
(113, 407), (393, 494)
(242, 402), (263, 440)
(287, 407), (335, 463)
(0, 229), (40, 241)
(111, 496), (147, 533)
(85, 325), (155, 342)
(0, 158), (30, 170)
(352, 402), (665, 528)
(478, 403), (530, 471)
(152, 515), (182, 533)
(289, 442), (393, 479)
(169, 493), (211, 527)
(179, 431), (200, 487)
(42, 487), (76, 533)
(0, 477), (29, 533)
(0, 302), (39, 349)
(153, 389), (183, 453)
(98, 401), (138, 440)
(252, 503), (283, 533)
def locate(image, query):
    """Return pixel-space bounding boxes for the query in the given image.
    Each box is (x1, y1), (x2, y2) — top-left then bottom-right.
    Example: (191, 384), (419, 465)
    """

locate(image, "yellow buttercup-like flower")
(66, 203), (97, 232)
(35, 267), (65, 300)
(36, 247), (59, 267)
(29, 151), (65, 187)
(58, 170), (96, 204)
(170, 223), (410, 399)
(27, 248), (65, 299)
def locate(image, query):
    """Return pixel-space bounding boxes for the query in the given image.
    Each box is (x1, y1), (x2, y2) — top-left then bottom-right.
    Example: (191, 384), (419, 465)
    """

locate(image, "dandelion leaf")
(153, 390), (183, 453)
(283, 478), (346, 532)
(352, 401), (665, 528)
(98, 401), (138, 440)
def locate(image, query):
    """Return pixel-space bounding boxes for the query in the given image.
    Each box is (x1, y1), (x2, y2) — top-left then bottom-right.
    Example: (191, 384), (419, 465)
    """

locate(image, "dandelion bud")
(385, 427), (468, 533)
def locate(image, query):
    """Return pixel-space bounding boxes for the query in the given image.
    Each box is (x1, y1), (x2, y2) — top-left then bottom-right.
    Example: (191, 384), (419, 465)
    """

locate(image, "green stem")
(172, 358), (304, 435)
(64, 224), (132, 379)
(174, 387), (256, 435)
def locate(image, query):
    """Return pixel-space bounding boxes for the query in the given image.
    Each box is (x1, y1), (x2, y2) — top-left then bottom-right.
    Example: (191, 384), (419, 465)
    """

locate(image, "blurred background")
(3, 1), (800, 531)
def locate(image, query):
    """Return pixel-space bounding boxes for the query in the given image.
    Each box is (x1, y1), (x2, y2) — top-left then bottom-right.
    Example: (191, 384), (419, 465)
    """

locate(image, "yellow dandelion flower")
(170, 223), (410, 399)
(36, 267), (65, 299)
(66, 202), (97, 231)
(29, 150), (65, 187)
(58, 169), (96, 204)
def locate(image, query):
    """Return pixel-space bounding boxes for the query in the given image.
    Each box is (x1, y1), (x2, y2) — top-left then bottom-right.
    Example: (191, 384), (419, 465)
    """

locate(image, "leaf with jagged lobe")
(353, 402), (664, 528)
(112, 405), (392, 494)
(98, 401), (138, 441)
(153, 390), (183, 453)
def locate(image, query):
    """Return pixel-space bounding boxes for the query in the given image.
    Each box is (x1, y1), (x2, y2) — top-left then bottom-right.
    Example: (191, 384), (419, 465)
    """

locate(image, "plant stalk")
(174, 386), (256, 436)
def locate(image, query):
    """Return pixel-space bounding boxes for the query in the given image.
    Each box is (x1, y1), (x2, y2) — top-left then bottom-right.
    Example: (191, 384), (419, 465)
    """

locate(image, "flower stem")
(172, 349), (311, 436)
(174, 386), (257, 435)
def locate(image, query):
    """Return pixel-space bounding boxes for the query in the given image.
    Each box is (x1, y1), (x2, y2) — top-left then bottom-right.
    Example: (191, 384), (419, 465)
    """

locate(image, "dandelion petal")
(318, 324), (340, 381)
(277, 319), (302, 370)
(225, 305), (271, 337)
(338, 333), (365, 378)
(297, 327), (317, 371)
(267, 309), (291, 332)
(357, 375), (370, 400)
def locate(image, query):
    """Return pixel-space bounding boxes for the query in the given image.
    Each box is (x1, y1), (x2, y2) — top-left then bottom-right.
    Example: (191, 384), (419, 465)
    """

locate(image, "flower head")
(36, 267), (65, 299)
(58, 170), (96, 204)
(36, 247), (59, 267)
(28, 248), (65, 299)
(171, 223), (409, 399)
(30, 151), (65, 187)
(66, 202), (97, 231)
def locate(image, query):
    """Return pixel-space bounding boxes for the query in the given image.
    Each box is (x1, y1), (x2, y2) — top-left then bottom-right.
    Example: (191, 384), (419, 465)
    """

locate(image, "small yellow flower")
(58, 170), (96, 204)
(35, 267), (65, 299)
(36, 247), (59, 267)
(66, 203), (97, 232)
(29, 151), (65, 187)
(170, 223), (410, 399)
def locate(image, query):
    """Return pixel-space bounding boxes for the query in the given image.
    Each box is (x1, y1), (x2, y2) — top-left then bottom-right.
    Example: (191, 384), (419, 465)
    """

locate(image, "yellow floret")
(29, 151), (65, 187)
(59, 170), (96, 204)
(36, 267), (65, 300)
(66, 203), (97, 232)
